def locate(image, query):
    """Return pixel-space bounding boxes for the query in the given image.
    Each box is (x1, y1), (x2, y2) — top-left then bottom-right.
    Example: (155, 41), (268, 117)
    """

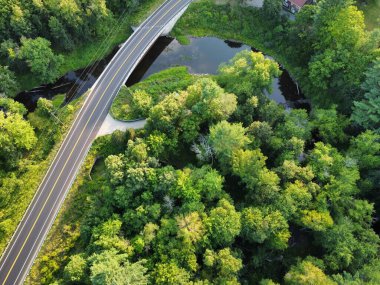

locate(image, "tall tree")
(0, 110), (37, 167)
(0, 65), (18, 97)
(311, 106), (349, 145)
(89, 250), (148, 285)
(18, 37), (63, 83)
(240, 207), (290, 249)
(217, 50), (281, 101)
(206, 199), (241, 247)
(351, 58), (380, 133)
(209, 120), (250, 171)
(306, 2), (379, 110)
(284, 260), (337, 285)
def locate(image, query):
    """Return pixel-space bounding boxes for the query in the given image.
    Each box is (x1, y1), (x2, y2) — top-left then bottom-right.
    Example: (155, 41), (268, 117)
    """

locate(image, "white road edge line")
(0, 0), (172, 272)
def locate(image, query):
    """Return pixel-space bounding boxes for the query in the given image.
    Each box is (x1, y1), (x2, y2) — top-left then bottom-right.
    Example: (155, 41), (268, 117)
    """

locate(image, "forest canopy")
(47, 50), (380, 284)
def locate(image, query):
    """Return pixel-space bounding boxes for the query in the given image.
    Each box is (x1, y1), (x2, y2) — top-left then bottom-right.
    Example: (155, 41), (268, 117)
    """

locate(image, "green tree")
(147, 92), (183, 136)
(209, 120), (250, 170)
(306, 2), (378, 109)
(231, 149), (267, 189)
(105, 154), (125, 185)
(18, 37), (63, 83)
(218, 50), (281, 100)
(64, 254), (87, 282)
(0, 65), (18, 97)
(351, 58), (380, 133)
(204, 248), (243, 283)
(207, 199), (241, 247)
(348, 130), (380, 171)
(48, 16), (73, 51)
(282, 180), (313, 219)
(130, 89), (153, 118)
(248, 121), (273, 148)
(240, 207), (290, 249)
(176, 212), (205, 245)
(153, 262), (191, 285)
(36, 98), (54, 117)
(299, 210), (333, 232)
(0, 111), (37, 167)
(185, 78), (237, 122)
(332, 259), (380, 284)
(89, 250), (148, 285)
(90, 218), (133, 254)
(10, 4), (32, 37)
(0, 97), (26, 115)
(318, 218), (379, 271)
(262, 0), (283, 18)
(284, 260), (337, 285)
(276, 109), (311, 141)
(311, 106), (349, 145)
(192, 166), (224, 202)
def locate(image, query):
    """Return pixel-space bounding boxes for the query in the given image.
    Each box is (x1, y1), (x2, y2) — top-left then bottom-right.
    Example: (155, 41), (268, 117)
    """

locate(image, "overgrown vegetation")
(1, 0), (380, 284)
(0, 95), (81, 254)
(34, 48), (380, 284)
(172, 0), (380, 112)
(0, 0), (165, 91)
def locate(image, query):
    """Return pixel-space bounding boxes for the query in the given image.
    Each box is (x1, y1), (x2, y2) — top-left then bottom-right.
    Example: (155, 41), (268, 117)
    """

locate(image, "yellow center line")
(1, 1), (183, 283)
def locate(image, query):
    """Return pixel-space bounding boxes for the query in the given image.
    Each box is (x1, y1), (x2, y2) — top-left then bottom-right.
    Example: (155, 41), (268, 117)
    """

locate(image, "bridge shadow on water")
(15, 36), (308, 112)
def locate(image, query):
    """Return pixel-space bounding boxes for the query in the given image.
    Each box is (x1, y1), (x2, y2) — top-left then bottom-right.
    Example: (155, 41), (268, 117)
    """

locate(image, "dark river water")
(15, 37), (308, 112)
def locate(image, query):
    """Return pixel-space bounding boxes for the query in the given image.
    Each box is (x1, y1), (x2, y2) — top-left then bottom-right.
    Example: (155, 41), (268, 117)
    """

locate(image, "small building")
(283, 0), (312, 13)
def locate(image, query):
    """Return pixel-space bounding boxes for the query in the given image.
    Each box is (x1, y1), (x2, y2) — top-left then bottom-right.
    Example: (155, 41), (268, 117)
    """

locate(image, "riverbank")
(170, 0), (304, 96)
(16, 0), (166, 92)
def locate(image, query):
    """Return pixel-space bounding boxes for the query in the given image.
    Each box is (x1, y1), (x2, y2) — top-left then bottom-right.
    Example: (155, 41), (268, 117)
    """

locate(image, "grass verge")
(0, 95), (83, 257)
(26, 135), (125, 284)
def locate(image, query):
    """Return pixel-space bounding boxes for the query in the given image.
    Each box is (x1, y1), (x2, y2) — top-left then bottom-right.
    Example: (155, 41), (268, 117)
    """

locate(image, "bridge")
(0, 0), (191, 283)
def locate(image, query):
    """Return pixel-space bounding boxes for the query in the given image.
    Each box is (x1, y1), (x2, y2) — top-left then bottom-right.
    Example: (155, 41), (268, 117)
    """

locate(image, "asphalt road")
(0, 0), (191, 283)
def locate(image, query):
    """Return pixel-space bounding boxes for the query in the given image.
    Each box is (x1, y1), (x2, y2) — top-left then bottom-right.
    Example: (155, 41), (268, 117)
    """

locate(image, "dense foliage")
(0, 0), (149, 92)
(173, 0), (380, 112)
(0, 0), (378, 284)
(0, 95), (78, 254)
(43, 50), (380, 284)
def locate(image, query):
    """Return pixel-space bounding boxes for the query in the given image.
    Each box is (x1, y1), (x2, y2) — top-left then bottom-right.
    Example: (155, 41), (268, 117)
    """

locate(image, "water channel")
(15, 36), (309, 112)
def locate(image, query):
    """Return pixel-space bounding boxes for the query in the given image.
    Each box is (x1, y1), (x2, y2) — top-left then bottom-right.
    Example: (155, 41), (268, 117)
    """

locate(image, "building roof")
(290, 0), (308, 7)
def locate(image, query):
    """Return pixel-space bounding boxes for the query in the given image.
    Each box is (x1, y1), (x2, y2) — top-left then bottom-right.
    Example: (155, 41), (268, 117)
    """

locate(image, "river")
(15, 37), (309, 112)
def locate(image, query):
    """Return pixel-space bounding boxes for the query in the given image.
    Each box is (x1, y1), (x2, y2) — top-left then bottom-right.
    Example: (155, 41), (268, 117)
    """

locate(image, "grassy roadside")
(26, 134), (125, 284)
(0, 95), (83, 257)
(17, 0), (166, 92)
(25, 143), (98, 284)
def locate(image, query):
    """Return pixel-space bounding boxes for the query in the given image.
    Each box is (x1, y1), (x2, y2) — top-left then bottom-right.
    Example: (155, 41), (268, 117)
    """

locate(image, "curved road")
(0, 0), (191, 283)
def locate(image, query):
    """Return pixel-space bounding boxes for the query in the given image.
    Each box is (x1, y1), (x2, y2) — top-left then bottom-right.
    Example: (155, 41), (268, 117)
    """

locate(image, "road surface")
(0, 0), (191, 283)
